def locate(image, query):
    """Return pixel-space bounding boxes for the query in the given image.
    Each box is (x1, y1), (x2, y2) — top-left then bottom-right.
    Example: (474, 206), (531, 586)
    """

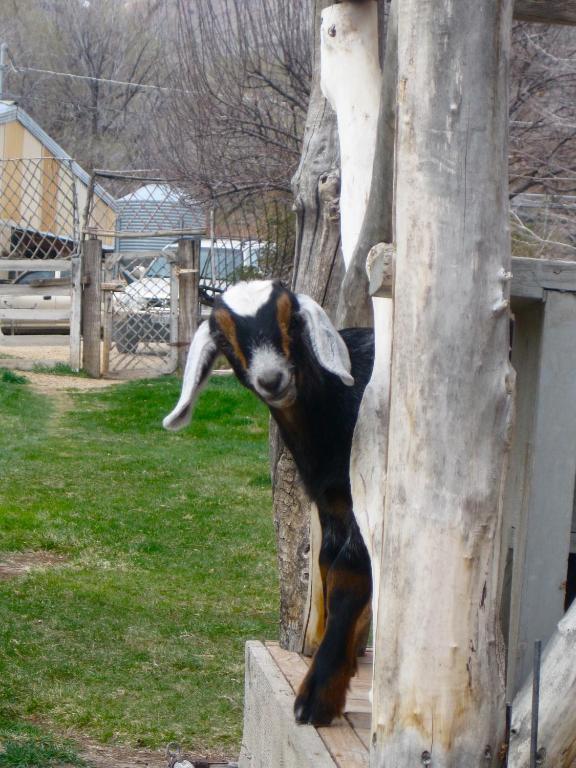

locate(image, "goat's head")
(163, 279), (354, 431)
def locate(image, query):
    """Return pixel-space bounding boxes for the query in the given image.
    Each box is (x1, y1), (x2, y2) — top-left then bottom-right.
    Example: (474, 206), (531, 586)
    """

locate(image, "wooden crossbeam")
(0, 308), (70, 321)
(514, 0), (576, 26)
(1, 284), (71, 296)
(0, 259), (71, 271)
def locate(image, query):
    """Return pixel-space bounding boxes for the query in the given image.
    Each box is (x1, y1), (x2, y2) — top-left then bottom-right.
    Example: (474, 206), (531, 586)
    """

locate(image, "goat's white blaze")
(223, 280), (274, 317)
(248, 344), (295, 406)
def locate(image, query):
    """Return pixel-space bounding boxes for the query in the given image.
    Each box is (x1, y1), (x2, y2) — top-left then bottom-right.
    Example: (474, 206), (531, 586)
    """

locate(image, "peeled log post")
(331, 0), (398, 634)
(271, 0), (344, 653)
(320, 1), (381, 270)
(508, 600), (576, 767)
(372, 0), (515, 764)
(320, 0), (389, 635)
(336, 0), (398, 329)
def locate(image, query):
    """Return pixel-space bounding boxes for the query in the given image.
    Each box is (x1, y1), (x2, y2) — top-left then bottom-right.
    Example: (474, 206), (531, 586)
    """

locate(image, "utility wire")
(5, 46), (191, 95)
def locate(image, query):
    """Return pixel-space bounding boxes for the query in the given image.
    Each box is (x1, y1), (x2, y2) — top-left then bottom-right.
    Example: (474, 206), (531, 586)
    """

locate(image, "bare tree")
(510, 22), (576, 258)
(2, 0), (164, 170)
(156, 0), (312, 278)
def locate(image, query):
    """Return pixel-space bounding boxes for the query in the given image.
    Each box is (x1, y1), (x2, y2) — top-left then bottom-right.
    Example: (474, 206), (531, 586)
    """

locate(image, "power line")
(5, 47), (192, 95)
(11, 63), (180, 92)
(4, 89), (160, 118)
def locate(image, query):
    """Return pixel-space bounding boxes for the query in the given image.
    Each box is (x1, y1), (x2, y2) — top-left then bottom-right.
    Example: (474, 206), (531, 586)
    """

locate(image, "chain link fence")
(0, 157), (79, 261)
(83, 170), (296, 376)
(84, 171), (203, 376)
(101, 251), (177, 377)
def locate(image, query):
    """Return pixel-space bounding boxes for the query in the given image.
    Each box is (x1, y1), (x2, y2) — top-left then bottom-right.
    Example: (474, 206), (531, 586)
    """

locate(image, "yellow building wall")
(1, 121), (25, 222)
(0, 117), (117, 251)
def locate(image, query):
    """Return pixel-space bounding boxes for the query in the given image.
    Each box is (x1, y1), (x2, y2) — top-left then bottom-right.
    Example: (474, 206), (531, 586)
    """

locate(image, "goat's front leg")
(294, 523), (372, 726)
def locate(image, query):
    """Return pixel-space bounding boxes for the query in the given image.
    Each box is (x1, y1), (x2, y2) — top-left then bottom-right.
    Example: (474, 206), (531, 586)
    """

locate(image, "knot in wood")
(367, 242), (395, 298)
(318, 170), (340, 200)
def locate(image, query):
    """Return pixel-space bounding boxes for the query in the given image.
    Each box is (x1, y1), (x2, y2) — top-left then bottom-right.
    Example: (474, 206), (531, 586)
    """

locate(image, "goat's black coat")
(273, 327), (374, 504)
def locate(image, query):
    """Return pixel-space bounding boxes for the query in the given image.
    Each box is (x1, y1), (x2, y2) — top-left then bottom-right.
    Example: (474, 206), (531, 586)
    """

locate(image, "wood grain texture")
(511, 256), (576, 299)
(81, 238), (102, 378)
(336, 0), (397, 328)
(69, 256), (82, 370)
(0, 336), (69, 348)
(239, 642), (338, 768)
(266, 642), (371, 768)
(371, 0), (514, 763)
(176, 239), (199, 374)
(514, 0), (576, 25)
(0, 259), (71, 271)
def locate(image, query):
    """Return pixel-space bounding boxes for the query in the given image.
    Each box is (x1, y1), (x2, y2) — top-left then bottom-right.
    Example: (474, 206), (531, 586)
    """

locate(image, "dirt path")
(23, 370), (122, 393)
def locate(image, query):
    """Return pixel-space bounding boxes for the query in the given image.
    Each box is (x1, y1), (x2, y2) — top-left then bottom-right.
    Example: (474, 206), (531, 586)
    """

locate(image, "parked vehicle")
(0, 270), (70, 335)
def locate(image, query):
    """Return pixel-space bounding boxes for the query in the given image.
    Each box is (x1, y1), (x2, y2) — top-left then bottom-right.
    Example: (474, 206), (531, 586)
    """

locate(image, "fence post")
(69, 255), (82, 371)
(82, 237), (102, 378)
(177, 238), (200, 374)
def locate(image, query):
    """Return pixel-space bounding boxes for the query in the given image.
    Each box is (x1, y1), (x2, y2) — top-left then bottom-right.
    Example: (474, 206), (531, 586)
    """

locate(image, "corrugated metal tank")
(116, 184), (205, 252)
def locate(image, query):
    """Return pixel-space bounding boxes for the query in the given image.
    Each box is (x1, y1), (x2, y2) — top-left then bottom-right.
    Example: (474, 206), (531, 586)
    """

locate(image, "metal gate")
(102, 252), (178, 377)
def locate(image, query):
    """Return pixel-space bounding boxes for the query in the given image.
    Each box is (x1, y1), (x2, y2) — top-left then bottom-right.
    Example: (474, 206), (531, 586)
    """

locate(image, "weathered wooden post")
(369, 0), (515, 763)
(177, 238), (200, 374)
(81, 236), (103, 378)
(272, 0), (345, 654)
(69, 254), (82, 372)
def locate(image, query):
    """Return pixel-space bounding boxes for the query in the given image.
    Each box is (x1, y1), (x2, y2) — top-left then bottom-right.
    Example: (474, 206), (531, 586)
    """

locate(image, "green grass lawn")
(0, 373), (278, 762)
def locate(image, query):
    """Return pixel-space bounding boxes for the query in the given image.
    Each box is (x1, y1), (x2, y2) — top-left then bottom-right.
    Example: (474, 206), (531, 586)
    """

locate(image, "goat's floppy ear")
(296, 294), (354, 386)
(163, 321), (218, 431)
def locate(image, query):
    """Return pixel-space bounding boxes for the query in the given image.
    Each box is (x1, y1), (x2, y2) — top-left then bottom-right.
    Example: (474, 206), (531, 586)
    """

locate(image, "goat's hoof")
(293, 673), (347, 726)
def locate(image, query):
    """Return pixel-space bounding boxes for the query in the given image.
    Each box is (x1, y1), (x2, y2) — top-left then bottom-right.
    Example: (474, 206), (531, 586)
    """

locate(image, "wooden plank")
(514, 0), (576, 25)
(239, 642), (337, 768)
(511, 256), (576, 300)
(266, 642), (308, 692)
(502, 302), (545, 699)
(345, 713), (370, 749)
(508, 291), (576, 696)
(0, 308), (70, 321)
(0, 284), (71, 296)
(266, 643), (370, 768)
(69, 256), (82, 372)
(84, 229), (204, 239)
(0, 259), (72, 271)
(316, 721), (368, 768)
(0, 335), (69, 348)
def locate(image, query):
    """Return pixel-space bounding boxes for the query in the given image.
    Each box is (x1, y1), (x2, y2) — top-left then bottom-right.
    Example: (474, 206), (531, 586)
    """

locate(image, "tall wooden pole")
(177, 238), (199, 375)
(81, 237), (102, 378)
(371, 0), (515, 764)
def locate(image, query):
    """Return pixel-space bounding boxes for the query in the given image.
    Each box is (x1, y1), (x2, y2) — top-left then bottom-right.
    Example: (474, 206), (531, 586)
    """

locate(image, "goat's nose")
(257, 372), (283, 394)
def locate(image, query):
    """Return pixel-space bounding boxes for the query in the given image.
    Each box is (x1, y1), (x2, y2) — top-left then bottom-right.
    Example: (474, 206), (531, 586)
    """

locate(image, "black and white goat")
(163, 279), (374, 726)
